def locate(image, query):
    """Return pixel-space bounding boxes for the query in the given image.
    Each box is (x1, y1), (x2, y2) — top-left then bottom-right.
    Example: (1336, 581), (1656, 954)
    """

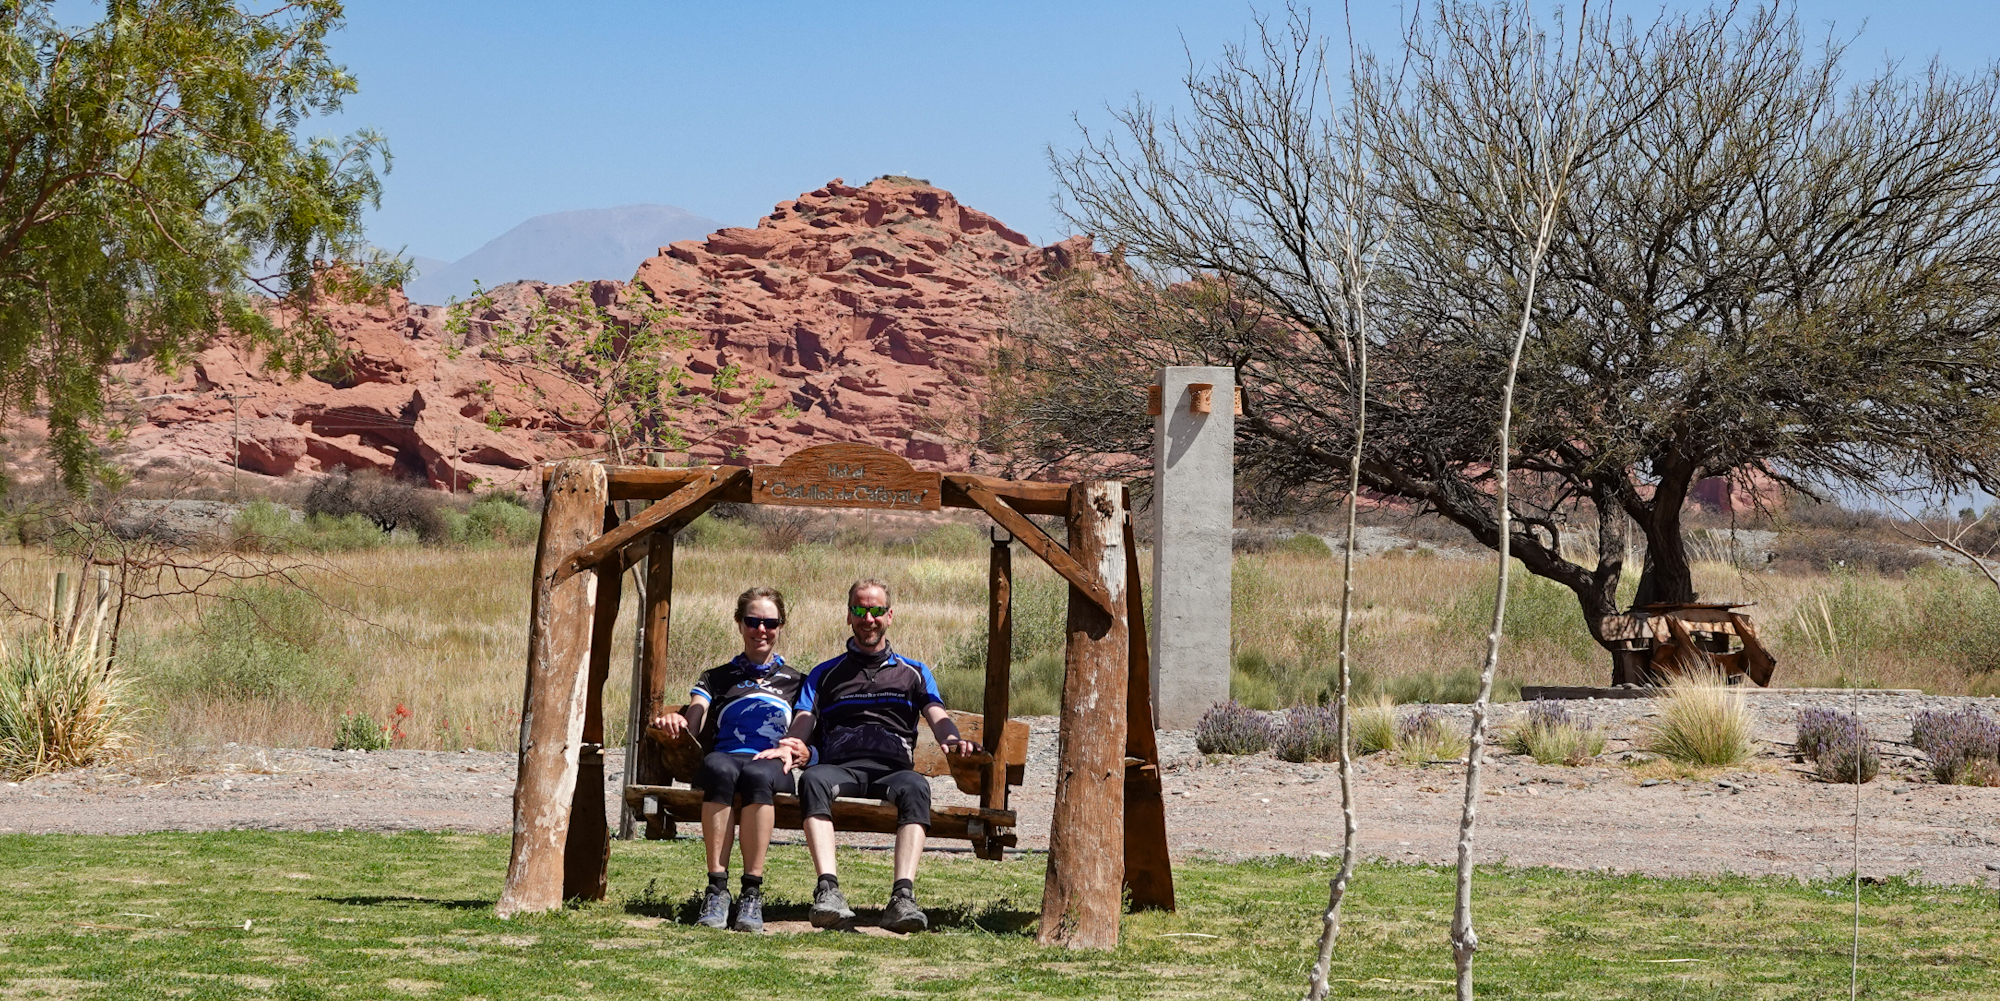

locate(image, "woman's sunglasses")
(741, 616), (783, 630)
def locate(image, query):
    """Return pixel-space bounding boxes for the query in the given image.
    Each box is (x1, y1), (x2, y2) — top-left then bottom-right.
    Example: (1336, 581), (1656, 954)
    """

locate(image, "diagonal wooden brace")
(947, 474), (1114, 615)
(552, 468), (747, 584)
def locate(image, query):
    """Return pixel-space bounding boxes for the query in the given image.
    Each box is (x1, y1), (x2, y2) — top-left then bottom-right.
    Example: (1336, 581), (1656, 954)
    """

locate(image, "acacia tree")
(0, 0), (401, 489)
(444, 280), (792, 466)
(1035, 0), (2000, 677)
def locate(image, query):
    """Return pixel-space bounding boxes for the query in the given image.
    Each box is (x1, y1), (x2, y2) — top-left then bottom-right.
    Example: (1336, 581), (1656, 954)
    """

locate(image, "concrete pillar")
(1151, 366), (1234, 730)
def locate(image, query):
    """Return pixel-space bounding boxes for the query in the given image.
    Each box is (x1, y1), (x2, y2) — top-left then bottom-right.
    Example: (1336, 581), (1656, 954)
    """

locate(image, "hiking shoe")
(810, 882), (854, 928)
(731, 889), (764, 933)
(880, 889), (928, 934)
(697, 886), (732, 929)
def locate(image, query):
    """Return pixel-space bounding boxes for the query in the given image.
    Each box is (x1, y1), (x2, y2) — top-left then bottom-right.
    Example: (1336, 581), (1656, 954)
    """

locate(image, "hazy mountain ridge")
(403, 204), (724, 304)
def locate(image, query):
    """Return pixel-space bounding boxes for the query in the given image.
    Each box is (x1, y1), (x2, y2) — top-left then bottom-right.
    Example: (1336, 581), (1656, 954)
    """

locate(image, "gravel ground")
(4, 692), (1997, 886)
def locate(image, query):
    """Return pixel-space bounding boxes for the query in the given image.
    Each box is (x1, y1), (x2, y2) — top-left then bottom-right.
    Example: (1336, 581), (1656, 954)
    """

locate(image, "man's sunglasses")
(849, 605), (891, 618)
(741, 616), (783, 630)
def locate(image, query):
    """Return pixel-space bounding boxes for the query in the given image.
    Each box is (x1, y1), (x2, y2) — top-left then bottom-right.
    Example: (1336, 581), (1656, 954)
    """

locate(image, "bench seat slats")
(623, 785), (1018, 845)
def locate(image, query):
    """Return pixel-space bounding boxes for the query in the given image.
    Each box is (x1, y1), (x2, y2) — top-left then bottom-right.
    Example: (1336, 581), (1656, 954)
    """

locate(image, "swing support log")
(500, 443), (1173, 947)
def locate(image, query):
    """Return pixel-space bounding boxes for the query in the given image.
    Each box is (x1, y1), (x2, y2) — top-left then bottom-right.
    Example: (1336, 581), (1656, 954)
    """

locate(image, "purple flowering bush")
(1795, 710), (1879, 783)
(1273, 704), (1341, 763)
(1909, 707), (2000, 785)
(1195, 700), (1276, 755)
(1503, 699), (1605, 765)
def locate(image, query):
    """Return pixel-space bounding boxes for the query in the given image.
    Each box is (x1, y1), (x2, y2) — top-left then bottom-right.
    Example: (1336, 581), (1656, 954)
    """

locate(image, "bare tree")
(1029, 0), (2000, 682)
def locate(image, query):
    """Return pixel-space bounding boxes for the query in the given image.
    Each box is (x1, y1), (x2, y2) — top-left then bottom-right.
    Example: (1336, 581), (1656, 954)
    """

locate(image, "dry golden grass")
(0, 532), (1988, 752)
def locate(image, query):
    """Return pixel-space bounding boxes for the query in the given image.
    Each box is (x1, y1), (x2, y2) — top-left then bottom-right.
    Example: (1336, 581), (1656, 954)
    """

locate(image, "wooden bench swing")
(496, 442), (1172, 949)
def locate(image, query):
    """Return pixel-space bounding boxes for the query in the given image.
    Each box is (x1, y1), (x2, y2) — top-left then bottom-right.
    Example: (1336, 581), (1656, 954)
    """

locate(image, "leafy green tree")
(1035, 1), (2000, 676)
(0, 0), (400, 487)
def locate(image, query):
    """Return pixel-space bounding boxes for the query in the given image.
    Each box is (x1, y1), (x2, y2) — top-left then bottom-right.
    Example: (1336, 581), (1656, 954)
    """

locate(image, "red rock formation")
(104, 177), (1093, 492)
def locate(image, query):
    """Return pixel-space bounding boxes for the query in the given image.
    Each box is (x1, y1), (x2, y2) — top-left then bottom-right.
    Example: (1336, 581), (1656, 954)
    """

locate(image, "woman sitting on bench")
(649, 586), (804, 932)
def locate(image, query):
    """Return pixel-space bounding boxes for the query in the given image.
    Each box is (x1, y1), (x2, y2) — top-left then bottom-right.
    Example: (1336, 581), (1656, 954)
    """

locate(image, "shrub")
(1811, 724), (1881, 784)
(1273, 704), (1341, 762)
(1794, 708), (1851, 760)
(1351, 696), (1397, 754)
(1396, 705), (1468, 763)
(0, 632), (140, 778)
(1642, 672), (1754, 766)
(333, 711), (389, 752)
(1272, 533), (1334, 558)
(306, 469), (448, 542)
(459, 496), (540, 545)
(1503, 699), (1605, 765)
(1381, 667), (1523, 706)
(153, 585), (343, 705)
(1909, 707), (2000, 785)
(1196, 700), (1276, 755)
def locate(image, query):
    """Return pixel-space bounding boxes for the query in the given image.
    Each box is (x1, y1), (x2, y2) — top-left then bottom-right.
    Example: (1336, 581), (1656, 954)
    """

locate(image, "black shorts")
(797, 758), (931, 829)
(695, 751), (795, 806)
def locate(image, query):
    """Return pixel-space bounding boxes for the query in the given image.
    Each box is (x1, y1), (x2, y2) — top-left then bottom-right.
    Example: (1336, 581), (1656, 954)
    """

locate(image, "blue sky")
(263, 2), (2000, 261)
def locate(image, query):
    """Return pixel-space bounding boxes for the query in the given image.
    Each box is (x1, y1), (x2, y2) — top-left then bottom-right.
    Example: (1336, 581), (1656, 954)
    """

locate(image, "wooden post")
(1122, 509), (1175, 911)
(497, 460), (606, 918)
(1039, 481), (1129, 949)
(563, 505), (621, 900)
(639, 529), (677, 839)
(981, 529), (1014, 836)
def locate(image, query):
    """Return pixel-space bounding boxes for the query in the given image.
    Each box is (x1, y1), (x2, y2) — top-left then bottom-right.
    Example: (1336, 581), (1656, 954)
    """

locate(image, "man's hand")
(651, 712), (688, 736)
(941, 735), (982, 756)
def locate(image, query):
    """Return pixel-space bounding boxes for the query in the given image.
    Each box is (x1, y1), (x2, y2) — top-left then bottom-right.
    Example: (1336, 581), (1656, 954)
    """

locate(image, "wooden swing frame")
(496, 442), (1172, 948)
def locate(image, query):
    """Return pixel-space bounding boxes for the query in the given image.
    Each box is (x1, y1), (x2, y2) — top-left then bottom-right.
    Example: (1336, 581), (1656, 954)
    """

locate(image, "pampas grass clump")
(0, 633), (140, 779)
(1643, 672), (1754, 766)
(1351, 696), (1398, 754)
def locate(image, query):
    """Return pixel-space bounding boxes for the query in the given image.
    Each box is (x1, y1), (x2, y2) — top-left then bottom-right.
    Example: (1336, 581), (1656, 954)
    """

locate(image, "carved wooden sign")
(751, 442), (942, 511)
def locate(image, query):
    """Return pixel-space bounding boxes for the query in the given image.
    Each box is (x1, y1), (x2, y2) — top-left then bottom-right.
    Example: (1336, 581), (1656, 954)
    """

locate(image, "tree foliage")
(1029, 1), (2000, 654)
(0, 0), (401, 487)
(444, 280), (792, 465)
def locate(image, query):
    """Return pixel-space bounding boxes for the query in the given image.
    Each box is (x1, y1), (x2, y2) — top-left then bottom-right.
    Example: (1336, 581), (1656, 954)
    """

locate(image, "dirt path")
(4, 693), (1997, 886)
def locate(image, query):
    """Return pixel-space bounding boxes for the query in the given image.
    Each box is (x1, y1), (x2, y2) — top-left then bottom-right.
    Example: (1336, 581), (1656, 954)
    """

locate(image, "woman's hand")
(753, 737), (807, 769)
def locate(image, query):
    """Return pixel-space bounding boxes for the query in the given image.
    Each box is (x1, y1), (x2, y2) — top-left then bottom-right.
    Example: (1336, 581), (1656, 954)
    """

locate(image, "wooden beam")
(981, 532), (1013, 831)
(950, 475), (1114, 615)
(1729, 613), (1778, 687)
(1039, 481), (1129, 950)
(552, 468), (746, 583)
(498, 460), (605, 918)
(940, 473), (1070, 516)
(563, 506), (620, 902)
(549, 460), (1069, 515)
(1121, 507), (1175, 912)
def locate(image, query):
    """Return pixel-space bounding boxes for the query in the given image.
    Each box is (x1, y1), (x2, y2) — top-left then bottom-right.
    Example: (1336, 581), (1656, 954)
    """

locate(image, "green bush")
(151, 586), (344, 706)
(940, 565), (1068, 716)
(1272, 533), (1334, 558)
(333, 711), (389, 752)
(458, 496), (540, 545)
(231, 502), (388, 553)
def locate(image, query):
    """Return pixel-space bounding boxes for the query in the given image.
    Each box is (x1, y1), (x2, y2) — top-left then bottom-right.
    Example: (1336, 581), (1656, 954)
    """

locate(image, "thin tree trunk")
(1305, 16), (1375, 988)
(1451, 106), (1580, 1001)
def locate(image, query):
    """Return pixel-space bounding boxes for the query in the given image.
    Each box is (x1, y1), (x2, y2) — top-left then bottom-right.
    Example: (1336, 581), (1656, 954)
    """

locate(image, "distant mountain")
(403, 204), (723, 305)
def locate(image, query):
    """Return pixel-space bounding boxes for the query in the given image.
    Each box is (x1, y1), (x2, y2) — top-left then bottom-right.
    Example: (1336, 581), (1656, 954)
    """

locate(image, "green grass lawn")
(0, 832), (1992, 1000)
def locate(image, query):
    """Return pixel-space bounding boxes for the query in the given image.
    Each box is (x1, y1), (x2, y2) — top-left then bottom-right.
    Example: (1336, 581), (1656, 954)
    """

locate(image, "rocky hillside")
(106, 177), (1092, 493)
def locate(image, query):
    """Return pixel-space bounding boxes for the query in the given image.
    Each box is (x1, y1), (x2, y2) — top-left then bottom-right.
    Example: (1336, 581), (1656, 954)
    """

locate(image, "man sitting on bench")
(757, 578), (977, 933)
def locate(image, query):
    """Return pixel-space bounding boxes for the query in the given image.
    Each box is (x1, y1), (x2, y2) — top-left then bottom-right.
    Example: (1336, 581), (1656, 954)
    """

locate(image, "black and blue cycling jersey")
(795, 641), (944, 769)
